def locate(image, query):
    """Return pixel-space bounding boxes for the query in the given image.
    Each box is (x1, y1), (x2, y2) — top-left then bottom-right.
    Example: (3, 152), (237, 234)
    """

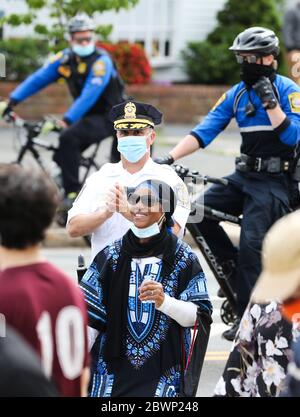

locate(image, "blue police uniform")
(10, 48), (125, 194)
(190, 75), (300, 317)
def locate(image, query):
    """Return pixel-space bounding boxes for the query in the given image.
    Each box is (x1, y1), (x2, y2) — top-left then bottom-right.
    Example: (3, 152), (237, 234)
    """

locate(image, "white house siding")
(163, 0), (227, 81)
(92, 0), (227, 81)
(0, 0), (293, 81)
(0, 0), (228, 80)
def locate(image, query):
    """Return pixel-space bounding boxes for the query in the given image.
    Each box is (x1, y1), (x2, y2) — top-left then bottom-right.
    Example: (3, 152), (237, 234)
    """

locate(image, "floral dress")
(214, 301), (295, 397)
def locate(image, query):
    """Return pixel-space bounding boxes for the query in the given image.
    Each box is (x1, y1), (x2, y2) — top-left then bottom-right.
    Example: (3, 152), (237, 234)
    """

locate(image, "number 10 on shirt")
(36, 306), (85, 380)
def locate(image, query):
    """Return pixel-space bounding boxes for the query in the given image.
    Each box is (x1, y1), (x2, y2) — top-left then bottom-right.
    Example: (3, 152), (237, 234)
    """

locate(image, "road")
(2, 123), (242, 397)
(0, 121), (241, 176)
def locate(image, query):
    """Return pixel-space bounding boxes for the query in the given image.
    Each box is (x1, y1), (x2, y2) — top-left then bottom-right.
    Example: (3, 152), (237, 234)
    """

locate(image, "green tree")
(182, 0), (286, 84)
(1, 0), (139, 51)
(0, 38), (49, 80)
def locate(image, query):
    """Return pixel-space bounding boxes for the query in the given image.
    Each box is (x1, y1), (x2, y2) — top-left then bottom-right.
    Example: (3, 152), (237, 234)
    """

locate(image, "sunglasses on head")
(127, 192), (159, 207)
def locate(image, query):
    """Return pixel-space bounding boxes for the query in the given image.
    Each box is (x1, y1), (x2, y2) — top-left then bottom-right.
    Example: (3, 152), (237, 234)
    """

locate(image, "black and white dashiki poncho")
(80, 238), (212, 397)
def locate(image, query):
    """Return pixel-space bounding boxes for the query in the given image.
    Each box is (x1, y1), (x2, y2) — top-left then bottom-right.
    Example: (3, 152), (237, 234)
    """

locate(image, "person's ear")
(263, 55), (274, 66)
(148, 130), (156, 146)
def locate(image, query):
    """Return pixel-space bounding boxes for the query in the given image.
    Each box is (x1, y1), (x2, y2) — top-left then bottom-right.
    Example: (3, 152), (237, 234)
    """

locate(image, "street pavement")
(0, 121), (241, 176)
(1, 122), (242, 397)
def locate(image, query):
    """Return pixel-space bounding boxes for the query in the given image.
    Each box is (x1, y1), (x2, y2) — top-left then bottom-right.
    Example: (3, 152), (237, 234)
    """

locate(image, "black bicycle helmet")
(68, 13), (95, 34)
(229, 27), (280, 57)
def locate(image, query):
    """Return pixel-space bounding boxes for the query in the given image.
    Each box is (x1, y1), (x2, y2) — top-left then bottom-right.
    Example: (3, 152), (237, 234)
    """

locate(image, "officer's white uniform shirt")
(67, 158), (190, 261)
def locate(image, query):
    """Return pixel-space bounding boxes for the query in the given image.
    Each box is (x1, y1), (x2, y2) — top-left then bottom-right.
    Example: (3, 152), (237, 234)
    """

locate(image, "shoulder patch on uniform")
(58, 65), (71, 78)
(93, 60), (106, 76)
(211, 93), (227, 112)
(288, 92), (300, 113)
(174, 182), (190, 209)
(49, 51), (63, 64)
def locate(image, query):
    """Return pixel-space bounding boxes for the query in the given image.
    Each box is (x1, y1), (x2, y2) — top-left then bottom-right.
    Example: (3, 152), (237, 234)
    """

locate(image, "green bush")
(181, 0), (286, 85)
(0, 38), (49, 81)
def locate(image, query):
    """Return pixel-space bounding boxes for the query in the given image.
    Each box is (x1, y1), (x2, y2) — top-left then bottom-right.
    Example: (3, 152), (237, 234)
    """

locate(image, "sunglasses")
(235, 54), (261, 64)
(127, 192), (159, 207)
(73, 36), (93, 44)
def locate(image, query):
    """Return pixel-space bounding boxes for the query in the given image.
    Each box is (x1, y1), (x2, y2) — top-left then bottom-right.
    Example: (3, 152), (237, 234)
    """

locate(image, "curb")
(44, 226), (88, 248)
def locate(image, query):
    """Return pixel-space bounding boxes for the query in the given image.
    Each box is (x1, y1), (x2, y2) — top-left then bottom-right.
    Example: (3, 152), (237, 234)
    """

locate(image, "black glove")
(253, 76), (278, 110)
(0, 98), (18, 120)
(154, 154), (174, 165)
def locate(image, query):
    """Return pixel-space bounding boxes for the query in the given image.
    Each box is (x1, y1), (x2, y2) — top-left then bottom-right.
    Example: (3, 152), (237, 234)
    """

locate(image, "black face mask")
(240, 62), (276, 87)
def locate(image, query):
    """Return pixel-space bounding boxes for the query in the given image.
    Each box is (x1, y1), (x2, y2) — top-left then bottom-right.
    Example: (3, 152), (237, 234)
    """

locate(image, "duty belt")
(235, 154), (292, 174)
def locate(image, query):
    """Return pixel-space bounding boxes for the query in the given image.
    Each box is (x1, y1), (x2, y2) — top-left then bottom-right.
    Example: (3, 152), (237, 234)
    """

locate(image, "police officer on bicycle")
(156, 27), (300, 341)
(0, 13), (126, 208)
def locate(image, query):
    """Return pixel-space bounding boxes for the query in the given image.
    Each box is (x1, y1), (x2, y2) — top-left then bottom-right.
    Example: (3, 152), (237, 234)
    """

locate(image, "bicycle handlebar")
(4, 110), (62, 135)
(205, 175), (229, 187)
(173, 164), (229, 187)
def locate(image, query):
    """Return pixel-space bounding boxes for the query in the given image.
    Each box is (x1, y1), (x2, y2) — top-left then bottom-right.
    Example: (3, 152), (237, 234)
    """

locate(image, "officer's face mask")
(240, 61), (276, 87)
(72, 42), (95, 57)
(117, 135), (150, 163)
(130, 214), (165, 238)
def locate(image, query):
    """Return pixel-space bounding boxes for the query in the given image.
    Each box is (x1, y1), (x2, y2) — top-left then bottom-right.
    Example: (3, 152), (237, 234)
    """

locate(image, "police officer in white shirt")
(67, 100), (190, 260)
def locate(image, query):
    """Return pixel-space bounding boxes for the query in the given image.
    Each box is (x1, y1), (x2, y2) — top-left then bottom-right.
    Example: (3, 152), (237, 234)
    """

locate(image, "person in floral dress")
(214, 301), (295, 397)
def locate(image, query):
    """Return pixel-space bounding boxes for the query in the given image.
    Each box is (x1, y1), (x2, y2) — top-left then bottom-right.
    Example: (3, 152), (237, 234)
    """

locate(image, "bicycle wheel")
(220, 300), (237, 326)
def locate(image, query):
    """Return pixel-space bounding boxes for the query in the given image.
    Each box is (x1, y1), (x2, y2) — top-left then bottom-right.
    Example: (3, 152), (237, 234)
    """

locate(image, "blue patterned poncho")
(80, 237), (212, 397)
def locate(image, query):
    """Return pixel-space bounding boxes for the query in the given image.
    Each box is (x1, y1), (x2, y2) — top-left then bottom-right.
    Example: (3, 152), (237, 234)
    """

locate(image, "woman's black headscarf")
(103, 180), (179, 368)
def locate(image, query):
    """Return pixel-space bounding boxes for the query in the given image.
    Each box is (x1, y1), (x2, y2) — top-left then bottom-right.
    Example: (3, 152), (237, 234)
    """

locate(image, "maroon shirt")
(0, 262), (89, 397)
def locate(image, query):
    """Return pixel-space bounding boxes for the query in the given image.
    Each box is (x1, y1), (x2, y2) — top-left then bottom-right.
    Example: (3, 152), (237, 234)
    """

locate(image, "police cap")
(109, 101), (163, 130)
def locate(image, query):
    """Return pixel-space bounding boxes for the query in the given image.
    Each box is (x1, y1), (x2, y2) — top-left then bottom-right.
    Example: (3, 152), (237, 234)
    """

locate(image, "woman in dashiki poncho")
(80, 179), (212, 397)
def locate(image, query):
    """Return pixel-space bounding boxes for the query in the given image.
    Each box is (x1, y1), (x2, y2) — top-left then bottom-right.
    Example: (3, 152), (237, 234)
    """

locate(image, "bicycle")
(173, 165), (240, 326)
(3, 110), (105, 244)
(5, 110), (102, 187)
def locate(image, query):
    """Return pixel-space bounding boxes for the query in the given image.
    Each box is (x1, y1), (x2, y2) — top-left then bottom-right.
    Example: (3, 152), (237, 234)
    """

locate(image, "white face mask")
(72, 42), (95, 57)
(130, 214), (165, 238)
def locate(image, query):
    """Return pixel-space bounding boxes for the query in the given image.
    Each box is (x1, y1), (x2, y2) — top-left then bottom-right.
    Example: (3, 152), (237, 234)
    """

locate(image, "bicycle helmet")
(229, 27), (280, 57)
(68, 13), (95, 34)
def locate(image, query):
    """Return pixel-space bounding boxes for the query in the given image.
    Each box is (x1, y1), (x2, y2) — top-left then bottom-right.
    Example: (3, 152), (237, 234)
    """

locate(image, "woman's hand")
(105, 183), (132, 220)
(139, 281), (165, 308)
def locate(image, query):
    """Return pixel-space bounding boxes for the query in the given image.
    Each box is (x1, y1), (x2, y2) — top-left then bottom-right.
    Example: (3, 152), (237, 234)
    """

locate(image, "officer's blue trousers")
(197, 170), (292, 317)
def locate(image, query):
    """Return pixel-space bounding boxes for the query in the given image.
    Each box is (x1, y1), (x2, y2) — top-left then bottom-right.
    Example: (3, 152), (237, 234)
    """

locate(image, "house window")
(110, 0), (176, 63)
(135, 39), (145, 49)
(145, 0), (175, 61)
